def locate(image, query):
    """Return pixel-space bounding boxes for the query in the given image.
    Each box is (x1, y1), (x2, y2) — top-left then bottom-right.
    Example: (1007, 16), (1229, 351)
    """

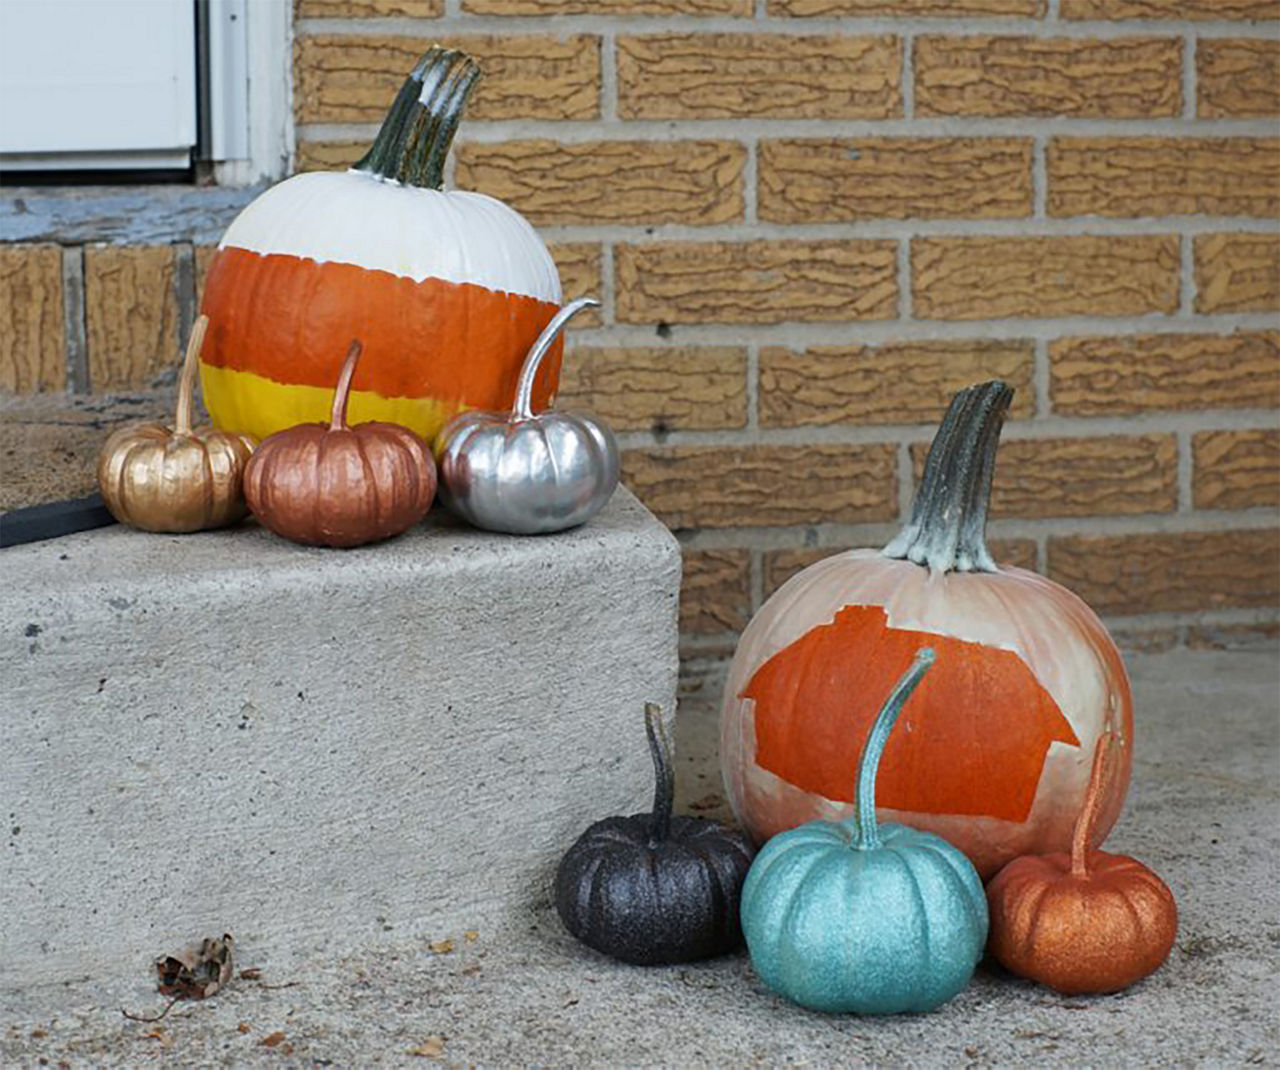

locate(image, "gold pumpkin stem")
(1070, 732), (1117, 879)
(173, 315), (209, 437)
(330, 341), (363, 432)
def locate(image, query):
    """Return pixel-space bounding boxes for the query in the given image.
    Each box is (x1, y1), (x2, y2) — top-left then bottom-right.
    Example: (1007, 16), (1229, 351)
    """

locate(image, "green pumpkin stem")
(1071, 732), (1116, 879)
(329, 340), (362, 432)
(644, 703), (674, 845)
(853, 648), (936, 850)
(353, 48), (480, 190)
(882, 380), (1013, 574)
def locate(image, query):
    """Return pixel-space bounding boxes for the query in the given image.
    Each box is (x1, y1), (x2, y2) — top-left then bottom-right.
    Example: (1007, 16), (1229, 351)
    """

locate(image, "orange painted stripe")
(743, 604), (1079, 824)
(200, 246), (562, 409)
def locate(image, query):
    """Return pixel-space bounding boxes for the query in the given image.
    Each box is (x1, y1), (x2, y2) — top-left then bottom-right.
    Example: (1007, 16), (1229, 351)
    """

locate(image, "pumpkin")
(244, 339), (436, 547)
(436, 297), (620, 534)
(741, 649), (988, 1014)
(986, 732), (1177, 994)
(721, 380), (1133, 880)
(198, 47), (562, 445)
(96, 315), (255, 533)
(555, 703), (755, 966)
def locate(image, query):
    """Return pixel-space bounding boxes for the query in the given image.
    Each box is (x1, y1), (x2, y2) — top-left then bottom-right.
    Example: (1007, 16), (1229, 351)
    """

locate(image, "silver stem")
(512, 297), (600, 419)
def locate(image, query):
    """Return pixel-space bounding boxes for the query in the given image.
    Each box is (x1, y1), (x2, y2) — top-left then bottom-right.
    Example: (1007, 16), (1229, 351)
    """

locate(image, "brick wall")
(4, 0), (1278, 682)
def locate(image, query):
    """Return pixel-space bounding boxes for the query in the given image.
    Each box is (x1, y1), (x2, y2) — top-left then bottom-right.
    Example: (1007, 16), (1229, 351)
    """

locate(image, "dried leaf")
(409, 1036), (445, 1058)
(261, 1031), (287, 1048)
(461, 965), (481, 977)
(155, 934), (234, 1000)
(144, 1027), (172, 1047)
(429, 939), (454, 955)
(237, 1023), (252, 1034)
(239, 968), (262, 981)
(464, 930), (479, 943)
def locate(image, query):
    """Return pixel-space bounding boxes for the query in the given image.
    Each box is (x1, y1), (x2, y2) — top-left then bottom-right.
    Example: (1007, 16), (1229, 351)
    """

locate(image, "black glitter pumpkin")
(555, 703), (756, 966)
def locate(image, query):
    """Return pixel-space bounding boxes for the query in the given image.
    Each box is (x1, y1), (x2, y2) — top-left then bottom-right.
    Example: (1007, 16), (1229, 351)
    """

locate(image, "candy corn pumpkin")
(721, 381), (1133, 879)
(199, 48), (562, 445)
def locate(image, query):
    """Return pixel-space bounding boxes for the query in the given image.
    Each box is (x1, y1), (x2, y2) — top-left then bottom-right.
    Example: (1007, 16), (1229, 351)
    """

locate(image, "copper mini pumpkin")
(244, 340), (436, 547)
(986, 733), (1177, 995)
(97, 315), (255, 533)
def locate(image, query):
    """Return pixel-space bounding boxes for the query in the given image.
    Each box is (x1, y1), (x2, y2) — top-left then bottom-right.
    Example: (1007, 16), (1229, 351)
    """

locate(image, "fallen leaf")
(464, 930), (479, 943)
(144, 1028), (172, 1047)
(260, 1031), (287, 1048)
(429, 940), (454, 955)
(238, 1023), (252, 1034)
(239, 968), (262, 981)
(30, 1029), (47, 1039)
(156, 934), (234, 1000)
(461, 965), (481, 977)
(409, 1037), (445, 1058)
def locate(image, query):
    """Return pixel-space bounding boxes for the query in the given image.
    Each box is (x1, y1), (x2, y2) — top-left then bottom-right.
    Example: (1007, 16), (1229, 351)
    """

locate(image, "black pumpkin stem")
(353, 48), (480, 190)
(644, 703), (674, 845)
(882, 379), (1013, 574)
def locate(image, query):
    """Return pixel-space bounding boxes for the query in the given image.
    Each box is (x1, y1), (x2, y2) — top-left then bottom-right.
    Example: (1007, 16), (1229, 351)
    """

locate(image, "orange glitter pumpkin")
(986, 733), (1177, 995)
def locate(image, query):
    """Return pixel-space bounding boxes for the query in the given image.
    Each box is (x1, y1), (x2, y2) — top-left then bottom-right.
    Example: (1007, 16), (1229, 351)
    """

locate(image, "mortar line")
(896, 440), (914, 522)
(61, 246), (87, 395)
(1183, 32), (1198, 120)
(1034, 533), (1048, 575)
(174, 243), (197, 358)
(1180, 233), (1196, 315)
(600, 241), (615, 327)
(901, 31), (914, 119)
(1033, 337), (1051, 419)
(743, 137), (758, 225)
(744, 341), (760, 432)
(600, 30), (618, 123)
(1032, 135), (1048, 217)
(1177, 430), (1195, 514)
(896, 238), (912, 321)
(1045, 0), (1060, 20)
(748, 549), (764, 615)
(298, 15), (1277, 38)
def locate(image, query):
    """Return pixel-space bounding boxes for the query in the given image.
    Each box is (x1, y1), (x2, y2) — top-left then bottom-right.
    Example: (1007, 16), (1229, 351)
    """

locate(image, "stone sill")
(0, 184), (263, 246)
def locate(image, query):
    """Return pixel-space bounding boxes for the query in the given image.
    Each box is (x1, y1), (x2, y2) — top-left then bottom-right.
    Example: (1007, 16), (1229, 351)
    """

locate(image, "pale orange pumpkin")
(720, 381), (1133, 879)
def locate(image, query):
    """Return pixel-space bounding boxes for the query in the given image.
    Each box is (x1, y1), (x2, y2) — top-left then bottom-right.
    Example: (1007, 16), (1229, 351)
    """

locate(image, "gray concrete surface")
(1, 649), (1276, 1066)
(1, 488), (681, 994)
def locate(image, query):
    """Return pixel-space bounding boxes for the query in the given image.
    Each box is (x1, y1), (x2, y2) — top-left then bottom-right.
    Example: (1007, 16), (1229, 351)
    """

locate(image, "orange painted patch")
(200, 246), (561, 408)
(742, 605), (1079, 823)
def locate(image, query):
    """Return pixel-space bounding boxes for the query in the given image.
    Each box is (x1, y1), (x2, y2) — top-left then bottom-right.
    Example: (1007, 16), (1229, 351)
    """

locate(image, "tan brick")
(759, 340), (1034, 428)
(759, 138), (1032, 223)
(623, 444), (898, 529)
(616, 33), (901, 119)
(558, 347), (746, 431)
(295, 0), (440, 15)
(911, 434), (1177, 519)
(1187, 621), (1280, 652)
(1195, 233), (1280, 314)
(1199, 39), (1280, 118)
(85, 245), (179, 392)
(763, 538), (1038, 597)
(1048, 530), (1280, 615)
(549, 243), (602, 328)
(1051, 332), (1280, 417)
(772, 0), (1041, 12)
(616, 240), (897, 325)
(294, 34), (600, 123)
(455, 140), (745, 226)
(466, 0), (750, 11)
(1193, 430), (1280, 511)
(915, 36), (1181, 119)
(294, 141), (364, 172)
(0, 244), (65, 394)
(913, 235), (1180, 320)
(1061, 0), (1278, 19)
(681, 549), (752, 636)
(1048, 138), (1280, 218)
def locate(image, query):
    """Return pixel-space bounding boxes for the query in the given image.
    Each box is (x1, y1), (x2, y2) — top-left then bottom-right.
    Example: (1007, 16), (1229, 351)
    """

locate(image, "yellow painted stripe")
(200, 363), (461, 445)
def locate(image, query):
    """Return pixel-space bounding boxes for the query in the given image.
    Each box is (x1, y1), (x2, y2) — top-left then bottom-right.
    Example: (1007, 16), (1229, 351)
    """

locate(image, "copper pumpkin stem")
(173, 315), (210, 437)
(330, 341), (363, 432)
(1071, 732), (1117, 879)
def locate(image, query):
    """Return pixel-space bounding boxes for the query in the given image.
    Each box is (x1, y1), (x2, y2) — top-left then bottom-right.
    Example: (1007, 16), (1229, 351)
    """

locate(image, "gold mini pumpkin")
(97, 316), (256, 533)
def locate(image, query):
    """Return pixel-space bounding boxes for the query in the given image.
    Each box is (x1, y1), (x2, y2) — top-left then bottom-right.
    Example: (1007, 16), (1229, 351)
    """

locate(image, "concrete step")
(0, 488), (680, 993)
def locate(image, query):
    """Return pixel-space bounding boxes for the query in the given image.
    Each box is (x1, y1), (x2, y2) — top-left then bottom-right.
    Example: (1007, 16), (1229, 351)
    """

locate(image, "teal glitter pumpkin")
(740, 648), (988, 1014)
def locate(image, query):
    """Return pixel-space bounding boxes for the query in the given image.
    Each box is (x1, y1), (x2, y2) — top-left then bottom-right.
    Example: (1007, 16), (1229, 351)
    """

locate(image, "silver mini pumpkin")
(436, 298), (620, 534)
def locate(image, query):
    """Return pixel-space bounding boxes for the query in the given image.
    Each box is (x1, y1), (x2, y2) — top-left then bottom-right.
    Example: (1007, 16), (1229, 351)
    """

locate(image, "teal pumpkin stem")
(644, 703), (674, 846)
(353, 48), (480, 189)
(882, 380), (1013, 574)
(852, 648), (937, 850)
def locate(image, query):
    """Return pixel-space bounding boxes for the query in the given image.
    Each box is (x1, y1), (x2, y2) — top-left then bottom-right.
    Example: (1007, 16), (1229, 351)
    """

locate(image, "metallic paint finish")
(97, 316), (255, 534)
(437, 298), (620, 535)
(986, 734), (1177, 995)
